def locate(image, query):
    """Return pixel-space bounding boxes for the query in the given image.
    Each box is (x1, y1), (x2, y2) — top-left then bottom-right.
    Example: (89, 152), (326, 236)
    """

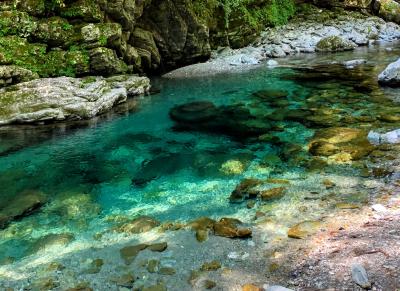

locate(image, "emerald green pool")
(1, 44), (400, 265)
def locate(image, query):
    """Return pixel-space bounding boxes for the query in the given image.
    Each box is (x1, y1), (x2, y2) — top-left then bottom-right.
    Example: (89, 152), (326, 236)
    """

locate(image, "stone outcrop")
(378, 58), (400, 86)
(0, 75), (150, 125)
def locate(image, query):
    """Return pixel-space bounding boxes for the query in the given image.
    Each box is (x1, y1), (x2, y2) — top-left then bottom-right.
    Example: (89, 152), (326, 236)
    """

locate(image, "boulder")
(229, 178), (263, 203)
(89, 47), (128, 75)
(213, 217), (252, 238)
(308, 127), (374, 161)
(0, 75), (150, 125)
(0, 191), (47, 229)
(378, 58), (400, 86)
(376, 0), (400, 24)
(27, 233), (75, 254)
(316, 36), (356, 52)
(115, 215), (160, 234)
(0, 65), (38, 87)
(288, 220), (321, 239)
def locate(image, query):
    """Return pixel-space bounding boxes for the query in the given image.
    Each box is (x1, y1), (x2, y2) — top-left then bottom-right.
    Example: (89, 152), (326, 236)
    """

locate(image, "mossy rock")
(0, 35), (90, 77)
(81, 23), (122, 49)
(0, 10), (37, 37)
(33, 17), (80, 48)
(316, 36), (356, 52)
(60, 0), (104, 22)
(16, 0), (46, 16)
(379, 0), (400, 23)
(89, 47), (129, 75)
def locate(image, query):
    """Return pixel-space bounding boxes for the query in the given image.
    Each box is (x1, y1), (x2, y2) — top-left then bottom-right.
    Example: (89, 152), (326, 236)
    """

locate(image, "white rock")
(378, 58), (400, 86)
(267, 60), (279, 67)
(0, 75), (150, 125)
(227, 252), (239, 259)
(351, 264), (371, 289)
(368, 129), (400, 145)
(265, 285), (294, 291)
(344, 59), (366, 68)
(371, 204), (387, 213)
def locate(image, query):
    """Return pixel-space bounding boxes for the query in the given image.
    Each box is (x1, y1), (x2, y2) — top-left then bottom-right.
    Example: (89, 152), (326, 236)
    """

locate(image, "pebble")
(228, 252), (239, 259)
(267, 60), (279, 67)
(371, 204), (387, 213)
(265, 286), (294, 291)
(351, 264), (371, 289)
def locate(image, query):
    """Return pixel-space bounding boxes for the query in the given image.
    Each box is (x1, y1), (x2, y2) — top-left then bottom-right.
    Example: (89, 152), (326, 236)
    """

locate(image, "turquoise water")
(1, 45), (400, 262)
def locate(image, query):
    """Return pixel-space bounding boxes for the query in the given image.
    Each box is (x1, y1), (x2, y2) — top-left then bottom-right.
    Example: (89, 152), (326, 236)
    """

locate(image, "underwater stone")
(27, 233), (75, 254)
(200, 260), (222, 271)
(213, 218), (252, 238)
(243, 284), (263, 291)
(147, 259), (160, 273)
(309, 127), (374, 160)
(196, 229), (209, 242)
(230, 178), (263, 203)
(115, 215), (160, 234)
(260, 187), (287, 201)
(287, 220), (322, 239)
(169, 101), (218, 123)
(120, 244), (148, 265)
(0, 190), (47, 229)
(204, 280), (217, 289)
(148, 242), (168, 252)
(158, 267), (176, 275)
(142, 283), (167, 291)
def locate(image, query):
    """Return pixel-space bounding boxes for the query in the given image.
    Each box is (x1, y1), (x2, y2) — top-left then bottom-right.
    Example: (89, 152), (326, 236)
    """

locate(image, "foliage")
(192, 0), (296, 29)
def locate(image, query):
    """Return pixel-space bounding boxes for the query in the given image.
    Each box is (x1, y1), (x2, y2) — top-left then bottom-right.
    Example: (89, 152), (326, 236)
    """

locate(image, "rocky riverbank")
(164, 7), (400, 79)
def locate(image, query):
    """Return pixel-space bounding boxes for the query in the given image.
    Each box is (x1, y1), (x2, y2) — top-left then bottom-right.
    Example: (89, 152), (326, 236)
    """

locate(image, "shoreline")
(164, 8), (400, 79)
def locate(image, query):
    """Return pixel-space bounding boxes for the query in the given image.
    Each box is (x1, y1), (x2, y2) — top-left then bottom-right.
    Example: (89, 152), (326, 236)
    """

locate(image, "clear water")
(1, 44), (400, 263)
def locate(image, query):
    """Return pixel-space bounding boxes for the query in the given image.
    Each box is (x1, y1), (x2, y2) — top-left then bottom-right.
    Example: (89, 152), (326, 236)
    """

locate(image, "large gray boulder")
(378, 58), (400, 86)
(316, 36), (356, 52)
(0, 75), (150, 125)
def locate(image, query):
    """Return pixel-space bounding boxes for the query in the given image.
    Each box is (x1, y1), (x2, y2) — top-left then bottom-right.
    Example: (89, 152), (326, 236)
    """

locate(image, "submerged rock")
(309, 127), (374, 161)
(378, 58), (400, 86)
(120, 241), (168, 264)
(115, 215), (160, 234)
(287, 220), (321, 239)
(27, 233), (75, 254)
(0, 75), (150, 125)
(170, 102), (271, 138)
(120, 244), (148, 265)
(229, 178), (263, 203)
(214, 218), (252, 238)
(260, 187), (287, 201)
(0, 190), (47, 229)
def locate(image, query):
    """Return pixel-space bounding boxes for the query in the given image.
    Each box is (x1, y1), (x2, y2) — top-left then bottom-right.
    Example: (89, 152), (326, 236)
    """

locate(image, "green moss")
(193, 0), (296, 29)
(0, 11), (37, 37)
(0, 36), (89, 77)
(191, 0), (296, 47)
(59, 0), (103, 22)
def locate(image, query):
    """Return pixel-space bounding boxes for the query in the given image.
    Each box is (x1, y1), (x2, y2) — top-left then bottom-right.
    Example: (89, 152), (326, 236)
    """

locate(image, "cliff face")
(0, 0), (211, 80)
(0, 0), (298, 80)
